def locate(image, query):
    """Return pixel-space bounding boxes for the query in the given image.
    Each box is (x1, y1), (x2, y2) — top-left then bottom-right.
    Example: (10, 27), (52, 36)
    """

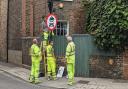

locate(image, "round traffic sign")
(46, 14), (58, 31)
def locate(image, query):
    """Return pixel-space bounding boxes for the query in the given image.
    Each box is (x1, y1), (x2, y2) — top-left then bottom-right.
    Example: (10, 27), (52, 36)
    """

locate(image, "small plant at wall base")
(85, 0), (128, 51)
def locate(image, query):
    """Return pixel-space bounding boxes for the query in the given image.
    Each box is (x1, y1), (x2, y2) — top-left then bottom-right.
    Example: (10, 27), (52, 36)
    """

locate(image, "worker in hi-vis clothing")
(42, 30), (54, 49)
(29, 38), (42, 84)
(46, 41), (56, 80)
(41, 17), (49, 50)
(41, 16), (54, 49)
(65, 36), (75, 86)
(42, 30), (49, 50)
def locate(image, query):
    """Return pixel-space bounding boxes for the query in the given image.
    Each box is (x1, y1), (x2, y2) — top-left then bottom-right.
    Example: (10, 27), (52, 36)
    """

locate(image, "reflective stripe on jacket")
(66, 41), (75, 63)
(31, 44), (41, 61)
(46, 45), (54, 57)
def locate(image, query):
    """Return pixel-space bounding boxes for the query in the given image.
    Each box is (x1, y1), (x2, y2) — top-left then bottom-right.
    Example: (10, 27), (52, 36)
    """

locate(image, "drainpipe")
(7, 0), (9, 63)
(22, 0), (26, 64)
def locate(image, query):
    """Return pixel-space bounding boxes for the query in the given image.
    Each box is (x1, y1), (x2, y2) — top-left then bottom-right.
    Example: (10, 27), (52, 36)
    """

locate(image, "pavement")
(0, 61), (128, 89)
(0, 71), (55, 89)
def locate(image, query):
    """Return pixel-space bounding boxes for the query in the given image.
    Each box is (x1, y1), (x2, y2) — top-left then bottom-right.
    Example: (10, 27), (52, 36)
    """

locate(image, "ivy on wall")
(85, 0), (128, 51)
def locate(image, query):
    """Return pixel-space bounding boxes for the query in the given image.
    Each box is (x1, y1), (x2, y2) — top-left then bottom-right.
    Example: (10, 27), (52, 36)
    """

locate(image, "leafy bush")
(85, 0), (128, 51)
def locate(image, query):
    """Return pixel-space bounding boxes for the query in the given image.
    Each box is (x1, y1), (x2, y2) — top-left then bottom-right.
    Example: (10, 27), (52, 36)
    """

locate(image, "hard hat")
(33, 38), (38, 44)
(67, 36), (72, 41)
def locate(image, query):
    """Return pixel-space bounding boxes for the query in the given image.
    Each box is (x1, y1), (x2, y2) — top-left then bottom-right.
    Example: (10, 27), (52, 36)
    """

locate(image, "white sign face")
(57, 66), (65, 78)
(46, 14), (58, 31)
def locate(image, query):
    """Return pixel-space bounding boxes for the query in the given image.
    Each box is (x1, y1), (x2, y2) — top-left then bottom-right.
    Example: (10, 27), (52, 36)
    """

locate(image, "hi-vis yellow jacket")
(66, 42), (75, 64)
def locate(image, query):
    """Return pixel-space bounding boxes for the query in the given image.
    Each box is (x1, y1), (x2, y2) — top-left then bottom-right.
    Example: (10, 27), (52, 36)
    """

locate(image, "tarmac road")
(0, 70), (56, 89)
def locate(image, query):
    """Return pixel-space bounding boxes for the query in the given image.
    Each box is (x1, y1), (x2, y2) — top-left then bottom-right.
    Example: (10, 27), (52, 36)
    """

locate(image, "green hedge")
(85, 0), (128, 51)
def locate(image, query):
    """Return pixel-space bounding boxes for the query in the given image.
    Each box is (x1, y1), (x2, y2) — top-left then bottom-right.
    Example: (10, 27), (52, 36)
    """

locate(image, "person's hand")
(61, 58), (66, 64)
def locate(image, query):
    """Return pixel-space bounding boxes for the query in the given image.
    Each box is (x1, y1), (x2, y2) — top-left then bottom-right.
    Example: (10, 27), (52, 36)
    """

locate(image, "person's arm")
(30, 45), (34, 56)
(66, 44), (72, 60)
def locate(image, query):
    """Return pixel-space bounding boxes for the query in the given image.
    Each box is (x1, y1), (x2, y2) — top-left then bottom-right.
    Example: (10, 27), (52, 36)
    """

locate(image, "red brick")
(123, 65), (128, 79)
(0, 0), (8, 61)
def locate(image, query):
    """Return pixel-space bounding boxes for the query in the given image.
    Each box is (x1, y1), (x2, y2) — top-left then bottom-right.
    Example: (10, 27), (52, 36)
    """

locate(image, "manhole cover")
(113, 79), (128, 83)
(78, 80), (90, 84)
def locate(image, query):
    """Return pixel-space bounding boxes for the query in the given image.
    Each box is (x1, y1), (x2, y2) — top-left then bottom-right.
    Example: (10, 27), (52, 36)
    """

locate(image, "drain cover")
(78, 80), (90, 84)
(113, 79), (128, 83)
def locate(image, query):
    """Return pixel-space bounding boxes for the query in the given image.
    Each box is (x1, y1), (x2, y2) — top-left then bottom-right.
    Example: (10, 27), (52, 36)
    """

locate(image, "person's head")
(66, 36), (72, 42)
(49, 41), (54, 46)
(32, 38), (38, 44)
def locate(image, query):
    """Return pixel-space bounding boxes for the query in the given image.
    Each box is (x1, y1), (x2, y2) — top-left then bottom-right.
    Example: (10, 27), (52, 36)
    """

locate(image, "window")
(54, 20), (69, 36)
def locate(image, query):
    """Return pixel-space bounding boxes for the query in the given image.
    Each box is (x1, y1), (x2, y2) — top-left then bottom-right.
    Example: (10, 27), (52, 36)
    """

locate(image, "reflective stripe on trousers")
(67, 63), (75, 83)
(47, 57), (56, 78)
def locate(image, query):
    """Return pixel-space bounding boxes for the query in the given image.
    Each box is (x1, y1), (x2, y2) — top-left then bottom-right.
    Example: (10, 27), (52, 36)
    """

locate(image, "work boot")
(47, 76), (51, 81)
(72, 79), (76, 84)
(67, 82), (73, 86)
(34, 79), (41, 84)
(29, 76), (34, 83)
(52, 77), (57, 81)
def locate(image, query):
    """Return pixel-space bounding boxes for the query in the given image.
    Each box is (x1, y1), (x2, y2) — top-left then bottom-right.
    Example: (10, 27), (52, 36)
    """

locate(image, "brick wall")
(89, 48), (128, 79)
(69, 7), (86, 34)
(8, 50), (22, 65)
(22, 0), (47, 36)
(8, 0), (22, 50)
(33, 0), (47, 35)
(89, 55), (123, 79)
(24, 0), (85, 36)
(0, 0), (8, 61)
(7, 0), (22, 65)
(53, 0), (85, 34)
(123, 48), (128, 79)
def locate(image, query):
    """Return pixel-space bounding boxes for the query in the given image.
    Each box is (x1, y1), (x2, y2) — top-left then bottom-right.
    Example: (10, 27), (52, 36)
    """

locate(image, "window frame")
(55, 20), (69, 36)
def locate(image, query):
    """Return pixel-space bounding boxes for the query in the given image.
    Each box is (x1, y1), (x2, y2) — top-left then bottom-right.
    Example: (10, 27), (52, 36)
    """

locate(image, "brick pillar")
(22, 0), (26, 36)
(123, 47), (128, 79)
(30, 0), (34, 36)
(0, 0), (8, 62)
